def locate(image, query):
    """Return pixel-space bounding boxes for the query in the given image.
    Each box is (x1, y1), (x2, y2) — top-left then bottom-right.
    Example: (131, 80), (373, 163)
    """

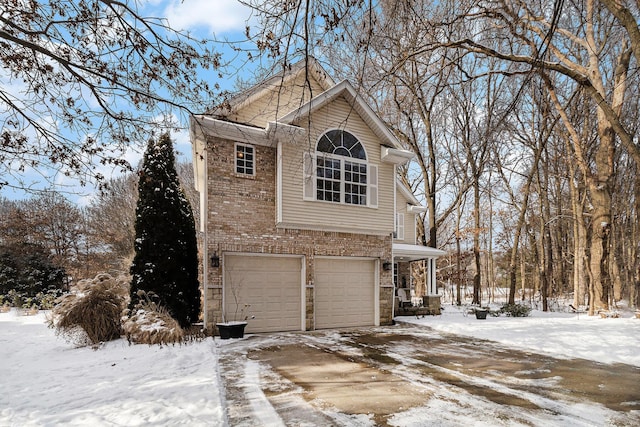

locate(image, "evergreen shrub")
(499, 303), (532, 317)
(0, 243), (66, 307)
(129, 133), (200, 328)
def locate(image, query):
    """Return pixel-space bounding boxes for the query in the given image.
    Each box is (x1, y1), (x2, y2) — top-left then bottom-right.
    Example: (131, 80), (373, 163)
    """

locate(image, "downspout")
(201, 144), (209, 330)
(391, 232), (396, 320)
(392, 165), (397, 320)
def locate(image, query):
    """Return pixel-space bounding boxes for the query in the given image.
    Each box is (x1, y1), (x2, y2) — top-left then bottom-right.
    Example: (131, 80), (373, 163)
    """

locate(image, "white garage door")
(224, 254), (303, 333)
(315, 258), (377, 329)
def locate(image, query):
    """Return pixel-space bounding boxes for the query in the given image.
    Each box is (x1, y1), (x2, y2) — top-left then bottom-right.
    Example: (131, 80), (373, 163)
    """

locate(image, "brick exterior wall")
(202, 137), (394, 331)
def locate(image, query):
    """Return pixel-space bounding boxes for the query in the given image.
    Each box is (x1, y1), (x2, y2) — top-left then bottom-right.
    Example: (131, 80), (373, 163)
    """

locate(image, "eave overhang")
(407, 205), (428, 214)
(190, 115), (306, 147)
(393, 243), (446, 262)
(381, 146), (415, 165)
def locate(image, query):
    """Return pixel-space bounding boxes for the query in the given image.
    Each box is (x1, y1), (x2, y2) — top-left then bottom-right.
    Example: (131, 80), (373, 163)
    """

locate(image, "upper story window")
(304, 130), (377, 207)
(235, 143), (255, 176)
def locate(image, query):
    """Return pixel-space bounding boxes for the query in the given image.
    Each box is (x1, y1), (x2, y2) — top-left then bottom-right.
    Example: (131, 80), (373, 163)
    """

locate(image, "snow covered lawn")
(399, 305), (640, 366)
(1, 307), (639, 426)
(0, 310), (224, 426)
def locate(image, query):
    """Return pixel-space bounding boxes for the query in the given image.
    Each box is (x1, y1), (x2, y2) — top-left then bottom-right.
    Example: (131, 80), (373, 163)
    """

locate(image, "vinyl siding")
(279, 96), (395, 235)
(395, 191), (417, 244)
(229, 73), (327, 127)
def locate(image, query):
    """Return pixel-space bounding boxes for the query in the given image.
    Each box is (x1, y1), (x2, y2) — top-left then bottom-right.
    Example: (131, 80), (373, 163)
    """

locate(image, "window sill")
(235, 173), (256, 179)
(303, 198), (377, 209)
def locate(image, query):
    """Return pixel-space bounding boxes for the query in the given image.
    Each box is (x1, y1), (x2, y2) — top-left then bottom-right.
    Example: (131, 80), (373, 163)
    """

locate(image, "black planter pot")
(475, 309), (488, 320)
(216, 322), (248, 339)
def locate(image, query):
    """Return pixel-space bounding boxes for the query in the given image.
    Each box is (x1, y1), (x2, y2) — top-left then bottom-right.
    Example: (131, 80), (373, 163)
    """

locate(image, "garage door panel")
(224, 255), (302, 333)
(315, 258), (376, 329)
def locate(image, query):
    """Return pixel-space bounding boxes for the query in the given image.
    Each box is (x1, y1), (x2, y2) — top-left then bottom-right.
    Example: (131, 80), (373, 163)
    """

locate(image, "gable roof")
(211, 57), (335, 117)
(278, 79), (406, 151)
(194, 57), (414, 164)
(396, 179), (428, 213)
(397, 179), (422, 206)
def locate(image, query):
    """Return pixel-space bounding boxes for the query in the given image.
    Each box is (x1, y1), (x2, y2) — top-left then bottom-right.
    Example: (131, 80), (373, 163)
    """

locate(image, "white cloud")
(162, 0), (253, 34)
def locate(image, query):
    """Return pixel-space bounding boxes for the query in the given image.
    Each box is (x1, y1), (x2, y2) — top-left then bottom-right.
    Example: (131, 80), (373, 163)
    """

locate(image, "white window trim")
(318, 153), (367, 205)
(234, 142), (255, 177)
(304, 152), (378, 208)
(393, 262), (398, 286)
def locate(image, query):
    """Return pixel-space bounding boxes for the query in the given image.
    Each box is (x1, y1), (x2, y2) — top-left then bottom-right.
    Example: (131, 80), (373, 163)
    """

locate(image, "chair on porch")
(396, 288), (413, 308)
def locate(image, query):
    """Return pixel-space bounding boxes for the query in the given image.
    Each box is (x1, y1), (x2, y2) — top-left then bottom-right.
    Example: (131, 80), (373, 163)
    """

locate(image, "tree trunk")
(633, 173), (640, 309)
(571, 188), (589, 308)
(455, 203), (463, 306)
(520, 255), (527, 302)
(589, 183), (612, 313)
(487, 193), (496, 303)
(504, 140), (543, 305)
(588, 106), (617, 313)
(538, 193), (549, 312)
(527, 227), (542, 309)
(472, 184), (481, 305)
(610, 252), (622, 304)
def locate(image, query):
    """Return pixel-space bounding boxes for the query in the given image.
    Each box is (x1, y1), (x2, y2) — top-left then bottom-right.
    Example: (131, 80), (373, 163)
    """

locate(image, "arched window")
(317, 130), (366, 160)
(314, 130), (368, 206)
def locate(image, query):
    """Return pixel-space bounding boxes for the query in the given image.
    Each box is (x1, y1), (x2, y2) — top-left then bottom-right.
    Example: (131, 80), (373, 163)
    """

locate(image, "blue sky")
(1, 0), (256, 205)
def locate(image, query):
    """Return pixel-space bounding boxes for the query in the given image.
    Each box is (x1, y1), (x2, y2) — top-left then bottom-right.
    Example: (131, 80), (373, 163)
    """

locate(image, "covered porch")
(392, 243), (446, 316)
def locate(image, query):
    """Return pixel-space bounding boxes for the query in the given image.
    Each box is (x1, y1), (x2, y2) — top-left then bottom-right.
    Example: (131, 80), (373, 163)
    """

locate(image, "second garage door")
(314, 257), (377, 329)
(224, 254), (303, 333)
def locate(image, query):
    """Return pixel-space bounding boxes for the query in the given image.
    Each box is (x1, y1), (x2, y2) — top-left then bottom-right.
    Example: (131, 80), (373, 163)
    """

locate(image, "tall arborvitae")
(129, 132), (200, 327)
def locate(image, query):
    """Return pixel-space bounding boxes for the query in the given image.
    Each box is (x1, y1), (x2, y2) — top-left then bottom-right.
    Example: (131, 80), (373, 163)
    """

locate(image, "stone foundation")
(422, 295), (442, 315)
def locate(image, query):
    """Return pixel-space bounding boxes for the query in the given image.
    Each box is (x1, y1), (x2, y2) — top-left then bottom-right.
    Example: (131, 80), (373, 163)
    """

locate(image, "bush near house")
(48, 273), (128, 347)
(123, 290), (184, 345)
(129, 133), (200, 328)
(0, 243), (66, 309)
(499, 303), (532, 317)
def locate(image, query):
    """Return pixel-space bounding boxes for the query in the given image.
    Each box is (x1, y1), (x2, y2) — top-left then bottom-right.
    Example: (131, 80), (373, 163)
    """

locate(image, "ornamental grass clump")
(49, 273), (128, 347)
(123, 290), (184, 346)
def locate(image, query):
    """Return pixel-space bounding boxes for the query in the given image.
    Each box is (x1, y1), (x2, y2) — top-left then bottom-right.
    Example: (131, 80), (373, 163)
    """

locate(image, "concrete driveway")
(216, 323), (640, 426)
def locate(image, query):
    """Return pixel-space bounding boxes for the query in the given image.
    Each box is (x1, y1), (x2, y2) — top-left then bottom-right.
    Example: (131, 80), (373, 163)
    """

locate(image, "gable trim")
(397, 179), (422, 206)
(278, 80), (406, 151)
(210, 57), (335, 117)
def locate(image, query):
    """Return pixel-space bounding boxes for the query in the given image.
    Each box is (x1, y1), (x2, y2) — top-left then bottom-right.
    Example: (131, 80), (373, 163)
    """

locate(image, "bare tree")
(432, 0), (637, 312)
(0, 191), (84, 280)
(85, 160), (197, 274)
(239, 0), (640, 310)
(1, 0), (222, 192)
(87, 174), (138, 266)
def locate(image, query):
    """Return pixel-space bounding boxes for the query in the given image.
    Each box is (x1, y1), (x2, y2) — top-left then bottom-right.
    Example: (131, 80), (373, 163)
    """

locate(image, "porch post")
(430, 257), (437, 295)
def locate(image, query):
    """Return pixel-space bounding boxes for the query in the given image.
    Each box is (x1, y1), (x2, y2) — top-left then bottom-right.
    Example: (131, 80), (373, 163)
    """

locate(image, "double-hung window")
(304, 130), (376, 207)
(235, 143), (255, 176)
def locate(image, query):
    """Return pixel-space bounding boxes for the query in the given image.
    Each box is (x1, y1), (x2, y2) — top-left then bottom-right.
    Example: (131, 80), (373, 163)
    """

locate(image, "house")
(190, 58), (445, 333)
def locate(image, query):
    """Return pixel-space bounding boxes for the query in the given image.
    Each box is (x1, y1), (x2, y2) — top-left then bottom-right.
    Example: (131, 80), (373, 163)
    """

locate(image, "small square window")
(235, 143), (255, 176)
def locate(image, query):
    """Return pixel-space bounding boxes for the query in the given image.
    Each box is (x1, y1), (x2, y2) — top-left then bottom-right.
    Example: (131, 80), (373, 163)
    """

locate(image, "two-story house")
(190, 58), (445, 333)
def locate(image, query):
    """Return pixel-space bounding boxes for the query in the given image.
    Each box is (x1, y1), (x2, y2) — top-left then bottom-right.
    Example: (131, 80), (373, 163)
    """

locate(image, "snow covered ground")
(401, 305), (640, 367)
(1, 307), (638, 426)
(0, 310), (225, 426)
